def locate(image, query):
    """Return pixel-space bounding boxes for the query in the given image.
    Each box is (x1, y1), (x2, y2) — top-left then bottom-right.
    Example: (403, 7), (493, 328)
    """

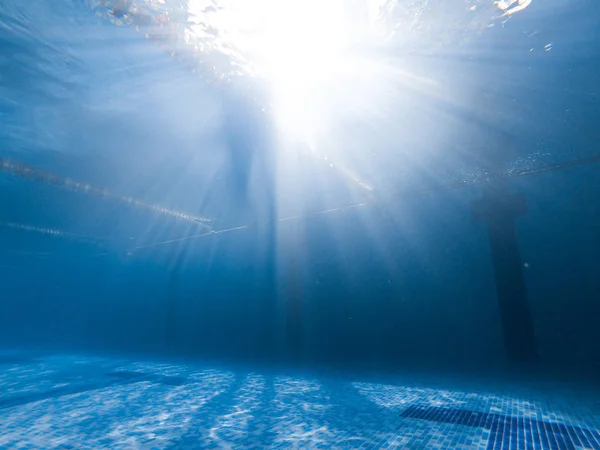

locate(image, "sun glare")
(187, 0), (386, 142)
(240, 0), (364, 142)
(253, 1), (353, 139)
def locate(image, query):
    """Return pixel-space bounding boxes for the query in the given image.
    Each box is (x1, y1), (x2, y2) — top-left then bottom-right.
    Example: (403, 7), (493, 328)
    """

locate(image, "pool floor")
(0, 352), (598, 449)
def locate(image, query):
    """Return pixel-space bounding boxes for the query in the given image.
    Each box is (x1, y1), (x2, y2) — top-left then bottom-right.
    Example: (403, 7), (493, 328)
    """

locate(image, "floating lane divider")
(0, 221), (105, 249)
(2, 154), (599, 253)
(134, 153), (600, 250)
(0, 158), (212, 230)
(1, 221), (97, 241)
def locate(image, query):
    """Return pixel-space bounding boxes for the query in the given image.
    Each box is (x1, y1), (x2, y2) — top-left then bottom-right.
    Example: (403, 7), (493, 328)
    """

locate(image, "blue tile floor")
(0, 352), (599, 449)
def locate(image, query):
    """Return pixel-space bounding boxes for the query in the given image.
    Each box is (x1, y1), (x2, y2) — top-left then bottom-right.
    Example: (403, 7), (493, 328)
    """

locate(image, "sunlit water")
(2, 0), (546, 155)
(1, 3), (600, 447)
(1, 0), (598, 243)
(83, 0), (518, 143)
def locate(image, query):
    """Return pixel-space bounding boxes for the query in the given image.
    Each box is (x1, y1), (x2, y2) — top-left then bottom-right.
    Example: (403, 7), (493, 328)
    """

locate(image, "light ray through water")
(83, 0), (506, 193)
(0, 158), (212, 230)
(133, 154), (600, 251)
(3, 150), (598, 254)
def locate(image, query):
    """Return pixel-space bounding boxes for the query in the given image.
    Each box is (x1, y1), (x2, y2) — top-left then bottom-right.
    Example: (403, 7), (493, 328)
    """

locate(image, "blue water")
(1, 0), (600, 448)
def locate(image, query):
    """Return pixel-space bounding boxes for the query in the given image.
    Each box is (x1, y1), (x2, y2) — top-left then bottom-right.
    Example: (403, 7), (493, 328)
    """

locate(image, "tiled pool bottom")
(0, 354), (599, 449)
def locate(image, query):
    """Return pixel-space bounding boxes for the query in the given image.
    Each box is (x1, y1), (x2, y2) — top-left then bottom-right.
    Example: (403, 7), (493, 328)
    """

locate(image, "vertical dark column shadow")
(473, 181), (538, 363)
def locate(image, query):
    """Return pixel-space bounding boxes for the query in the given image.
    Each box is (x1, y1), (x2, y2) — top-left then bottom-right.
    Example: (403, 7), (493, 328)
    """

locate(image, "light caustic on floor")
(0, 353), (599, 449)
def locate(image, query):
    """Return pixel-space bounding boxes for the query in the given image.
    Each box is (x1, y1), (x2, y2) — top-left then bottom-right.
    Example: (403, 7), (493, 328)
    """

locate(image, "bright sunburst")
(243, 0), (354, 140)
(90, 0), (530, 149)
(186, 0), (397, 142)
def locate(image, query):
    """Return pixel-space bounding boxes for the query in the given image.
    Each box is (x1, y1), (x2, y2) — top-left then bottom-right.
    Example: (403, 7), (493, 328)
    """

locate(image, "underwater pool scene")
(1, 0), (599, 448)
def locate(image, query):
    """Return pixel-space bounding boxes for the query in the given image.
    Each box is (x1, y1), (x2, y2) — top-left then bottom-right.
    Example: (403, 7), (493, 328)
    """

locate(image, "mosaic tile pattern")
(0, 351), (599, 449)
(401, 406), (600, 449)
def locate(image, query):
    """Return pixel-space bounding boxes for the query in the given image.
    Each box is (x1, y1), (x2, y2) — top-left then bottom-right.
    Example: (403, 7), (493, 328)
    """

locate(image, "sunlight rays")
(80, 0), (544, 222)
(86, 0), (442, 194)
(0, 158), (212, 228)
